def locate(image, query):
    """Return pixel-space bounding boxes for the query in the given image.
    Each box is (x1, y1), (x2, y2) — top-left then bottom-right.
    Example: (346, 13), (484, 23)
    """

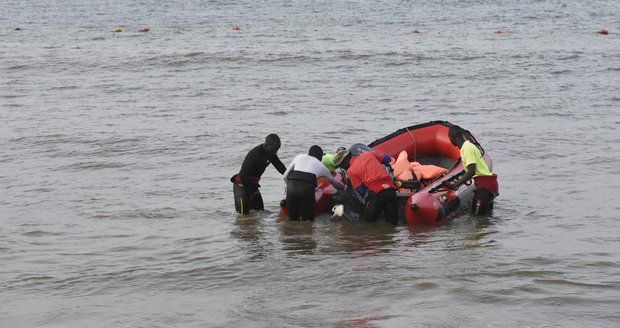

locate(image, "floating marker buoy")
(14, 27), (22, 31)
(410, 29), (421, 34)
(114, 27), (122, 33)
(139, 27), (150, 32)
(597, 28), (609, 35)
(232, 25), (241, 31)
(494, 29), (503, 34)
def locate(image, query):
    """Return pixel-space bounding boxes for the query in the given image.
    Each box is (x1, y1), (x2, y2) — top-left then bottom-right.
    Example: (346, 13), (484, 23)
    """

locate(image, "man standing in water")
(443, 125), (499, 215)
(231, 134), (286, 214)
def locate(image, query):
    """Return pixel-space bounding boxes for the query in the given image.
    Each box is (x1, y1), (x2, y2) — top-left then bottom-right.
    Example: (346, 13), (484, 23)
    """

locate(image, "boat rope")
(405, 127), (417, 162)
(464, 129), (485, 156)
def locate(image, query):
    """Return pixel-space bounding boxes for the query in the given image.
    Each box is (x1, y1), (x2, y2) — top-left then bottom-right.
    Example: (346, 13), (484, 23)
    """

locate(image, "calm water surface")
(1, 0), (620, 327)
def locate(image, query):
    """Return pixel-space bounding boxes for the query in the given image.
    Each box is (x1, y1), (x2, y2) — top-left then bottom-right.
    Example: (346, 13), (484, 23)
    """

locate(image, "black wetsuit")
(232, 144), (286, 214)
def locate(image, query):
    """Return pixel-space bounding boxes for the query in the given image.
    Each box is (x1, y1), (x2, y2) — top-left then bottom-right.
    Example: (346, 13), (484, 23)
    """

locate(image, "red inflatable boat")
(279, 121), (494, 226)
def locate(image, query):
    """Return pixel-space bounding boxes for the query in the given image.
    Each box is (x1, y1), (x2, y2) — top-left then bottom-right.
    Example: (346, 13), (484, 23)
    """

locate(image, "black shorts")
(233, 183), (263, 214)
(286, 180), (316, 221)
(363, 188), (398, 224)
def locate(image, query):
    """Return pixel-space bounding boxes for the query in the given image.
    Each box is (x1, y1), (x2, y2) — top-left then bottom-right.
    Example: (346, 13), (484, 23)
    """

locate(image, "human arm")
(282, 156), (297, 182)
(371, 151), (392, 165)
(316, 162), (344, 190)
(444, 142), (480, 190)
(271, 153), (287, 174)
(346, 169), (368, 199)
(282, 163), (294, 182)
(355, 184), (367, 196)
(444, 163), (476, 190)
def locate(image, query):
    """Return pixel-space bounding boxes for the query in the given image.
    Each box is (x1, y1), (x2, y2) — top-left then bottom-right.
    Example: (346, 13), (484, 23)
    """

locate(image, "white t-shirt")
(283, 154), (339, 186)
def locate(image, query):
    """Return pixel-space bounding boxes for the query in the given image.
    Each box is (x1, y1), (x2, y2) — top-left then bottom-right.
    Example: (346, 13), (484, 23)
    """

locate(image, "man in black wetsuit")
(231, 134), (286, 214)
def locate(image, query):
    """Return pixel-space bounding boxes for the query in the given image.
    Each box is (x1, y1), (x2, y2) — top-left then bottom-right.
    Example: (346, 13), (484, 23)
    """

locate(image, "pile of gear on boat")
(231, 123), (499, 225)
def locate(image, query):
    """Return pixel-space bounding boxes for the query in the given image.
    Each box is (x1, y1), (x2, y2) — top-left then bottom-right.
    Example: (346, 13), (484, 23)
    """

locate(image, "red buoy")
(232, 25), (241, 31)
(139, 27), (150, 32)
(410, 29), (421, 34)
(494, 29), (503, 34)
(597, 28), (609, 35)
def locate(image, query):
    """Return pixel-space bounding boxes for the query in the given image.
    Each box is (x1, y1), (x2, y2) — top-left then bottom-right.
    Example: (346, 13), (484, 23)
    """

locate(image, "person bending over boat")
(231, 134), (286, 214)
(321, 146), (347, 173)
(443, 125), (499, 215)
(283, 145), (344, 220)
(334, 145), (398, 224)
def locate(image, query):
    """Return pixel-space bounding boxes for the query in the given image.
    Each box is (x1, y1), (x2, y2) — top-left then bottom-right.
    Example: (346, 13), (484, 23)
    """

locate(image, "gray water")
(2, 0), (620, 327)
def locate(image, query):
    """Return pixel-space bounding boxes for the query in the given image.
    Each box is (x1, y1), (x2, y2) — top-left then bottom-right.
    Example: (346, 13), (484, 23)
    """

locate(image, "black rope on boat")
(463, 128), (485, 156)
(405, 126), (417, 162)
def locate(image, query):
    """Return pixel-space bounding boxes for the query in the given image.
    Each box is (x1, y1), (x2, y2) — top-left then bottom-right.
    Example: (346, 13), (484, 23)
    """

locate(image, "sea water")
(1, 0), (619, 327)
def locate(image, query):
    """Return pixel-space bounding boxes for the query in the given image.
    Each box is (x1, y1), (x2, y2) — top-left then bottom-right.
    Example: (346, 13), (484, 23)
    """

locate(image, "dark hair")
(448, 125), (465, 145)
(308, 145), (323, 160)
(264, 134), (281, 149)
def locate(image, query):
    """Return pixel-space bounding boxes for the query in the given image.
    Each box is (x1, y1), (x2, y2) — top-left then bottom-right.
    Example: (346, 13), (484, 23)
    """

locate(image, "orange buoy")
(232, 25), (241, 31)
(14, 27), (22, 31)
(597, 28), (609, 35)
(494, 29), (503, 34)
(114, 27), (122, 33)
(139, 27), (150, 32)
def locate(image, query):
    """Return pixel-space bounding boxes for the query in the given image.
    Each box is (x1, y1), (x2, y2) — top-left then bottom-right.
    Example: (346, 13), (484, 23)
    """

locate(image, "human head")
(308, 145), (323, 160)
(334, 149), (352, 169)
(448, 125), (465, 147)
(348, 143), (370, 156)
(322, 153), (336, 173)
(264, 134), (281, 154)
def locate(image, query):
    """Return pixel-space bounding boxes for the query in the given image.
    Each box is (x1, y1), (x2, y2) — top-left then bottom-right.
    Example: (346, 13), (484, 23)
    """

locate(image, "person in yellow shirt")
(321, 147), (346, 173)
(443, 125), (499, 215)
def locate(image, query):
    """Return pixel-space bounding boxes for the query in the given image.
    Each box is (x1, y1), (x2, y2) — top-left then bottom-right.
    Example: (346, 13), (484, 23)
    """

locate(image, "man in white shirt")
(283, 145), (344, 220)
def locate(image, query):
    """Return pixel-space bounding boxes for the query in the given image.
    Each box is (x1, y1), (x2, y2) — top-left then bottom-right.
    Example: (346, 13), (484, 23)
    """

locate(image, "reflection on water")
(456, 215), (499, 249)
(231, 215), (270, 261)
(232, 214), (406, 257)
(333, 221), (399, 255)
(277, 218), (401, 256)
(232, 211), (500, 258)
(278, 220), (317, 255)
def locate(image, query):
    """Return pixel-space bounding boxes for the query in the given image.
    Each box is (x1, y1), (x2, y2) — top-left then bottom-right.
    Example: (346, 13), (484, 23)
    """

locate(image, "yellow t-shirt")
(460, 140), (492, 178)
